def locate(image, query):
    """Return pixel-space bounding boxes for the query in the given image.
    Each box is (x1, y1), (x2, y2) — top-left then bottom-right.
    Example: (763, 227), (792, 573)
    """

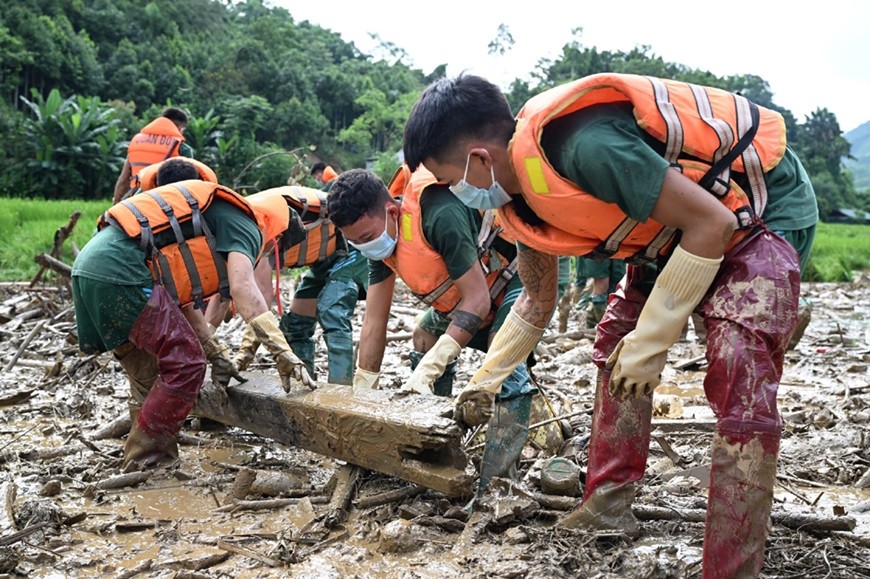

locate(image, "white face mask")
(348, 207), (398, 261)
(448, 153), (512, 210)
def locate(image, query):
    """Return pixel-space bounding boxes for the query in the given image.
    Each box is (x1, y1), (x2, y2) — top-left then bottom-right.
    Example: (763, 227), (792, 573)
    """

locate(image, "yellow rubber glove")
(607, 245), (722, 399)
(402, 334), (461, 395)
(233, 324), (261, 371)
(454, 310), (545, 427)
(201, 336), (246, 406)
(353, 366), (381, 390)
(249, 312), (315, 392)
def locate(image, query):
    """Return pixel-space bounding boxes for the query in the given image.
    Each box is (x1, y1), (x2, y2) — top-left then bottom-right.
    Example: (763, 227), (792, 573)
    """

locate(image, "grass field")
(0, 197), (868, 282)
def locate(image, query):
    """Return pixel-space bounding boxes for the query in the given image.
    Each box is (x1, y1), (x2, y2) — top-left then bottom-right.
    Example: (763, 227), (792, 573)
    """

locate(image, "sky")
(272, 0), (868, 133)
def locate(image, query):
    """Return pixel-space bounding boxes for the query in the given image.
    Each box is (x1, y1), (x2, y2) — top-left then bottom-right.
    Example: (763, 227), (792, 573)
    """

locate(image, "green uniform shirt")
(369, 186), (517, 285)
(541, 103), (818, 233)
(73, 198), (263, 285)
(72, 198), (262, 353)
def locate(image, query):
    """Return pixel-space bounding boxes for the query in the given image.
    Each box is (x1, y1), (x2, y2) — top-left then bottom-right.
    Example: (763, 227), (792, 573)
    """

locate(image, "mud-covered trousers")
(582, 229), (800, 578)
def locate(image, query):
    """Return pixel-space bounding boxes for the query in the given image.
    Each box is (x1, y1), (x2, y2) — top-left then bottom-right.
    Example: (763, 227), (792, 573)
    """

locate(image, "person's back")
(113, 107), (194, 204)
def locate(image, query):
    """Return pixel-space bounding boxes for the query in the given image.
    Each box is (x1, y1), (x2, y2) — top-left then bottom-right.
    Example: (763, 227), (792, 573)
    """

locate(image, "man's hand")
(452, 310), (545, 426)
(402, 334), (461, 395)
(233, 324), (261, 371)
(249, 311), (316, 391)
(201, 336), (245, 405)
(606, 245), (722, 399)
(453, 388), (495, 427)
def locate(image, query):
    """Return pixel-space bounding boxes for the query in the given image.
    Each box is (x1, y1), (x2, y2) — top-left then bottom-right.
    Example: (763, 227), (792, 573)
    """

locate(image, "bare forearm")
(514, 246), (559, 327)
(181, 304), (212, 342)
(357, 319), (387, 372)
(227, 252), (269, 322)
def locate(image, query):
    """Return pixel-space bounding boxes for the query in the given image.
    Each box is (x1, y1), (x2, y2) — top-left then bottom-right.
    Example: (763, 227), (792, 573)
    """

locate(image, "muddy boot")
(408, 349), (456, 396)
(114, 343), (158, 434)
(557, 284), (574, 333)
(317, 278), (359, 385)
(561, 481), (639, 536)
(476, 393), (532, 497)
(692, 312), (707, 343)
(559, 368), (651, 537)
(787, 298), (812, 350)
(702, 428), (779, 579)
(279, 311), (316, 378)
(585, 294), (607, 329)
(123, 286), (205, 470)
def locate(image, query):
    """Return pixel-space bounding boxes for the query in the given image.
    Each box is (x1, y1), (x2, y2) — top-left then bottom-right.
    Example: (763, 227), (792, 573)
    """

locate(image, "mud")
(1, 277), (870, 577)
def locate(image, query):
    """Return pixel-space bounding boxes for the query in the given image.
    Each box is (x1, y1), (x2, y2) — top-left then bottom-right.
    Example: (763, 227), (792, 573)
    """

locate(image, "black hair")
(403, 74), (516, 171)
(310, 162), (327, 175)
(156, 158), (200, 186)
(161, 107), (188, 126)
(327, 169), (394, 228)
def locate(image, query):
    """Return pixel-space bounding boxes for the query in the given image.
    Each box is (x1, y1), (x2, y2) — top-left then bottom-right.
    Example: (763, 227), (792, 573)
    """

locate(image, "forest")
(1, 0), (867, 219)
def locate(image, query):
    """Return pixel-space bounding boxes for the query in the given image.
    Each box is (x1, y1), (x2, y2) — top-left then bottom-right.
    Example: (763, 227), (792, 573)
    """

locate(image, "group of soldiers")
(73, 71), (818, 578)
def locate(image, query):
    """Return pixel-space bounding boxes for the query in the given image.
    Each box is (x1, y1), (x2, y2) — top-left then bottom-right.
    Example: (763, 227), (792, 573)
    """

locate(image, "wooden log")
(0, 482), (16, 534)
(3, 319), (47, 372)
(193, 374), (473, 496)
(89, 412), (132, 441)
(533, 496), (856, 532)
(33, 253), (72, 279)
(355, 484), (426, 509)
(215, 496), (327, 513)
(30, 210), (81, 286)
(95, 471), (152, 491)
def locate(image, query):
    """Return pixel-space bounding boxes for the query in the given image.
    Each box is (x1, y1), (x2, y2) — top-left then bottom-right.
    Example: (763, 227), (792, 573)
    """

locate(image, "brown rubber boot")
(114, 343), (158, 404)
(560, 481), (640, 536)
(702, 430), (779, 579)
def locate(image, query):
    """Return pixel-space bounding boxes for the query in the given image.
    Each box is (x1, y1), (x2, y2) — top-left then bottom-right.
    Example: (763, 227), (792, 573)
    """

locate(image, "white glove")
(454, 310), (544, 427)
(402, 334), (461, 395)
(607, 245), (722, 398)
(353, 366), (381, 390)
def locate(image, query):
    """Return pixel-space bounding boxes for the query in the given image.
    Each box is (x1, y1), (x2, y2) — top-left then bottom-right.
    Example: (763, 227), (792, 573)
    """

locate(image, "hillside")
(845, 121), (870, 190)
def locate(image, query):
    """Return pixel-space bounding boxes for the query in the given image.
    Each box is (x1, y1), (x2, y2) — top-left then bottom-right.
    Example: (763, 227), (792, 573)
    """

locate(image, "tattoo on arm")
(516, 245), (559, 327)
(450, 310), (484, 336)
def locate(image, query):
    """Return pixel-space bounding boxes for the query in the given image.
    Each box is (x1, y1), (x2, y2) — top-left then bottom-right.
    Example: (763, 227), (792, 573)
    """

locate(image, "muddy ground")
(1, 275), (869, 578)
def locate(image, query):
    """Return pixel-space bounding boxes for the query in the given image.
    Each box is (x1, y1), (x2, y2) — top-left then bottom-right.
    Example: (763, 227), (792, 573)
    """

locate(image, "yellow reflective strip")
(401, 213), (413, 241)
(523, 157), (551, 194)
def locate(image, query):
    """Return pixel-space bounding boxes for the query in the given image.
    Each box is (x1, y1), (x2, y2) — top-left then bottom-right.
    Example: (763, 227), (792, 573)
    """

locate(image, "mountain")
(845, 121), (870, 191)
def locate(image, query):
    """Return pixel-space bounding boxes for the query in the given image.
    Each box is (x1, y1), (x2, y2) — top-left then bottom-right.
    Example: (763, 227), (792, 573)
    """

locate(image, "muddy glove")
(607, 245), (722, 399)
(454, 310), (545, 428)
(201, 336), (246, 395)
(353, 366), (381, 390)
(249, 311), (315, 392)
(233, 324), (261, 371)
(402, 334), (461, 395)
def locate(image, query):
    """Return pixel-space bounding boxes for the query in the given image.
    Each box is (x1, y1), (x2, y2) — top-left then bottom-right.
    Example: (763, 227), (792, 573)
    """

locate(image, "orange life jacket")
(248, 186), (343, 268)
(134, 157), (217, 192)
(98, 180), (257, 309)
(383, 166), (518, 316)
(321, 165), (339, 184)
(504, 73), (787, 262)
(126, 117), (185, 186)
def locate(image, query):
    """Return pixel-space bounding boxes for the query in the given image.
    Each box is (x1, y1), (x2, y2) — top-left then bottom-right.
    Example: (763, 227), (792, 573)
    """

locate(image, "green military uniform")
(369, 185), (535, 399)
(278, 179), (368, 385)
(73, 199), (262, 353)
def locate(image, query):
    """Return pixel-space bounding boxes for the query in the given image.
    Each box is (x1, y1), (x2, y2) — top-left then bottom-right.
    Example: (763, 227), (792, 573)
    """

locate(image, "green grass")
(1, 197), (868, 282)
(0, 197), (107, 281)
(804, 222), (870, 282)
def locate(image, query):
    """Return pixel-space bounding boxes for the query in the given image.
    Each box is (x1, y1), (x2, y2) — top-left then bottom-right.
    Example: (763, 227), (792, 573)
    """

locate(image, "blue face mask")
(448, 153), (512, 210)
(349, 207), (398, 261)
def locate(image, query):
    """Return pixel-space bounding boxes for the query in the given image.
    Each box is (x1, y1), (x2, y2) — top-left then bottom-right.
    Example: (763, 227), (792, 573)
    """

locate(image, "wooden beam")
(194, 373), (474, 497)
